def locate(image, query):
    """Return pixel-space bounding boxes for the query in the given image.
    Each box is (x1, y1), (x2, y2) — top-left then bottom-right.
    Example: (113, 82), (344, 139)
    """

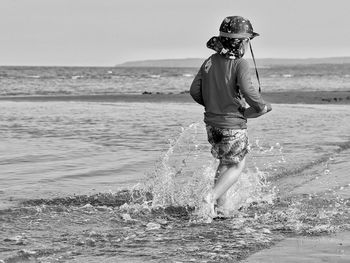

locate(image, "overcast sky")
(1, 0), (350, 66)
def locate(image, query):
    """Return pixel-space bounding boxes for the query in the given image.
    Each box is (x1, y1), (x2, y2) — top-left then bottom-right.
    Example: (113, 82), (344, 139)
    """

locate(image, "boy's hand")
(266, 103), (272, 112)
(243, 103), (272, 118)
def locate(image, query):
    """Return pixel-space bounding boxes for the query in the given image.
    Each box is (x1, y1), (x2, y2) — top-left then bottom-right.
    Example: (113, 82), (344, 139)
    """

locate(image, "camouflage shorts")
(206, 125), (249, 164)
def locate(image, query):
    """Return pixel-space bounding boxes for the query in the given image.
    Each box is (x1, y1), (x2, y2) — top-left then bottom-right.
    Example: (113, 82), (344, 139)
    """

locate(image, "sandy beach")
(0, 90), (350, 104)
(244, 151), (350, 262)
(245, 231), (350, 263)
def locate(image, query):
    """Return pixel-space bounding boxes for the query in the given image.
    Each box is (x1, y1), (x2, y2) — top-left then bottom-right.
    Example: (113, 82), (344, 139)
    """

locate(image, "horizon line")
(1, 56), (350, 67)
(118, 56), (350, 63)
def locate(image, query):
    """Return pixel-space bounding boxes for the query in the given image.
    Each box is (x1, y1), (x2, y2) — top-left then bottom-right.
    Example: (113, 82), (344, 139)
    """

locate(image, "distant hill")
(116, 57), (350, 68)
(117, 58), (204, 68)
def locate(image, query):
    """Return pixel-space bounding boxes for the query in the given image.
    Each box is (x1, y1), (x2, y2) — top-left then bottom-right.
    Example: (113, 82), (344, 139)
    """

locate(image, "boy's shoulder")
(200, 54), (248, 72)
(202, 53), (218, 64)
(199, 54), (217, 72)
(234, 57), (250, 71)
(205, 53), (248, 64)
(201, 53), (228, 67)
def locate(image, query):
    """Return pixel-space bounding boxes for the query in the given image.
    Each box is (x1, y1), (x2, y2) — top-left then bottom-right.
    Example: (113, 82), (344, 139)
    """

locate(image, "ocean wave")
(12, 189), (349, 231)
(20, 190), (150, 208)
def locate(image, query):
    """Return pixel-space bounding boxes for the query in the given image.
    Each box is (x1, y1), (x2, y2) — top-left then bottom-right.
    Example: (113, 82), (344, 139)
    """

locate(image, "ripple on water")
(1, 190), (349, 262)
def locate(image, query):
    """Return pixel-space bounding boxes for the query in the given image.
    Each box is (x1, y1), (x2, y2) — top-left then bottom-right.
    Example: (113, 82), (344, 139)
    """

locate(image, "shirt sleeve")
(189, 67), (205, 106)
(236, 59), (266, 112)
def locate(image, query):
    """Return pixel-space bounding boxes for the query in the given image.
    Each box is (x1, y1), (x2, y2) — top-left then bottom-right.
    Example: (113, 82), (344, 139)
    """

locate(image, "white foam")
(142, 123), (275, 215)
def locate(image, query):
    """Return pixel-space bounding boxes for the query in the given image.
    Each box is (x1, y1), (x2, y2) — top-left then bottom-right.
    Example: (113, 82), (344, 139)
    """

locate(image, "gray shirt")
(190, 53), (266, 129)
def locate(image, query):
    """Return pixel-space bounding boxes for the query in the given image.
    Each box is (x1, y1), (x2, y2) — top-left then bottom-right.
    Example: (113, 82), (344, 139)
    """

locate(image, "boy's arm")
(189, 69), (205, 106)
(236, 59), (271, 118)
(243, 103), (272, 118)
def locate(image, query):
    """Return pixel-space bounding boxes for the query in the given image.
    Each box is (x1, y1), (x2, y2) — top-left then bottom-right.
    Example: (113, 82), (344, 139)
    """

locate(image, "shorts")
(206, 125), (249, 164)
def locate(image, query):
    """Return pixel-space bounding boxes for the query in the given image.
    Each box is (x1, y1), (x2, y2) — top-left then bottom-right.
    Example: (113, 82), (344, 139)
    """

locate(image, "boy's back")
(190, 53), (266, 129)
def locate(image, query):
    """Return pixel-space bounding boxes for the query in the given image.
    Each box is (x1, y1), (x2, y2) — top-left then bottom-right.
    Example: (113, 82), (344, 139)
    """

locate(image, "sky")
(1, 0), (350, 66)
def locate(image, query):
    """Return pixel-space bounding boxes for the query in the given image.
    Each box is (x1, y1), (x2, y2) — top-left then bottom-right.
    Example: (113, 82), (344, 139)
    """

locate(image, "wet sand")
(245, 231), (350, 263)
(0, 90), (350, 104)
(245, 144), (350, 262)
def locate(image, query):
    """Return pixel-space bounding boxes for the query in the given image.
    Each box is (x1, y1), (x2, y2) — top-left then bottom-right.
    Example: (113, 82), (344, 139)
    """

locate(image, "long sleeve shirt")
(190, 53), (266, 129)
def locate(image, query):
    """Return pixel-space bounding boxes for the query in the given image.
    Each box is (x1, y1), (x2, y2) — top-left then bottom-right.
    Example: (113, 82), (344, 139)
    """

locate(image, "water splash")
(140, 123), (277, 217)
(141, 123), (215, 209)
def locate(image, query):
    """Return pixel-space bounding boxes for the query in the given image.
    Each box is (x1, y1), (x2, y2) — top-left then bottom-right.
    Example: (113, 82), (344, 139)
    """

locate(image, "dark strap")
(249, 40), (261, 93)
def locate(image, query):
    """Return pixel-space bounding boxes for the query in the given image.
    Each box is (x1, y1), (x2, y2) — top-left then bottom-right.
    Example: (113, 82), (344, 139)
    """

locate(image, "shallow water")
(1, 100), (350, 262)
(1, 102), (349, 203)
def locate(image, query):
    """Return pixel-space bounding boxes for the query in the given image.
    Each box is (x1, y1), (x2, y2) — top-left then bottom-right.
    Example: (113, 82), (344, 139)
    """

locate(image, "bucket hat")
(207, 16), (259, 58)
(219, 16), (259, 39)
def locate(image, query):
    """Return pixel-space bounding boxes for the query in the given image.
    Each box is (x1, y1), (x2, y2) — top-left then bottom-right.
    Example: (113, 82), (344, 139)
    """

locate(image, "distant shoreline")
(116, 57), (350, 68)
(1, 91), (349, 104)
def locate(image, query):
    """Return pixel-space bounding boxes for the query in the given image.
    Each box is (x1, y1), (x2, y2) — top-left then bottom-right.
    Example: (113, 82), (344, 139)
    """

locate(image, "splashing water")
(141, 123), (215, 209)
(139, 123), (277, 217)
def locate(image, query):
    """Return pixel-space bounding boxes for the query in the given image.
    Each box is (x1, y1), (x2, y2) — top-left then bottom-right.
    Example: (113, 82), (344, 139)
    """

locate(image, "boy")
(190, 16), (272, 219)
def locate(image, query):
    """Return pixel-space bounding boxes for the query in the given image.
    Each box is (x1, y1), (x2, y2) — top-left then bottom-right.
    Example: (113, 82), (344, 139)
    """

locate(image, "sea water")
(0, 66), (350, 262)
(1, 64), (350, 96)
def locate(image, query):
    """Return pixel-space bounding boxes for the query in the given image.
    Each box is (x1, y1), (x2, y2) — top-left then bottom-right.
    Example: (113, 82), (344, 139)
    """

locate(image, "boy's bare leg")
(212, 158), (246, 204)
(201, 158), (245, 220)
(214, 163), (229, 208)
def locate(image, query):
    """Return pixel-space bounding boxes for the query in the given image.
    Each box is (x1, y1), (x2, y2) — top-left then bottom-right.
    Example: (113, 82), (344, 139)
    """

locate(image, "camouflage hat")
(207, 16), (258, 58)
(219, 16), (259, 39)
